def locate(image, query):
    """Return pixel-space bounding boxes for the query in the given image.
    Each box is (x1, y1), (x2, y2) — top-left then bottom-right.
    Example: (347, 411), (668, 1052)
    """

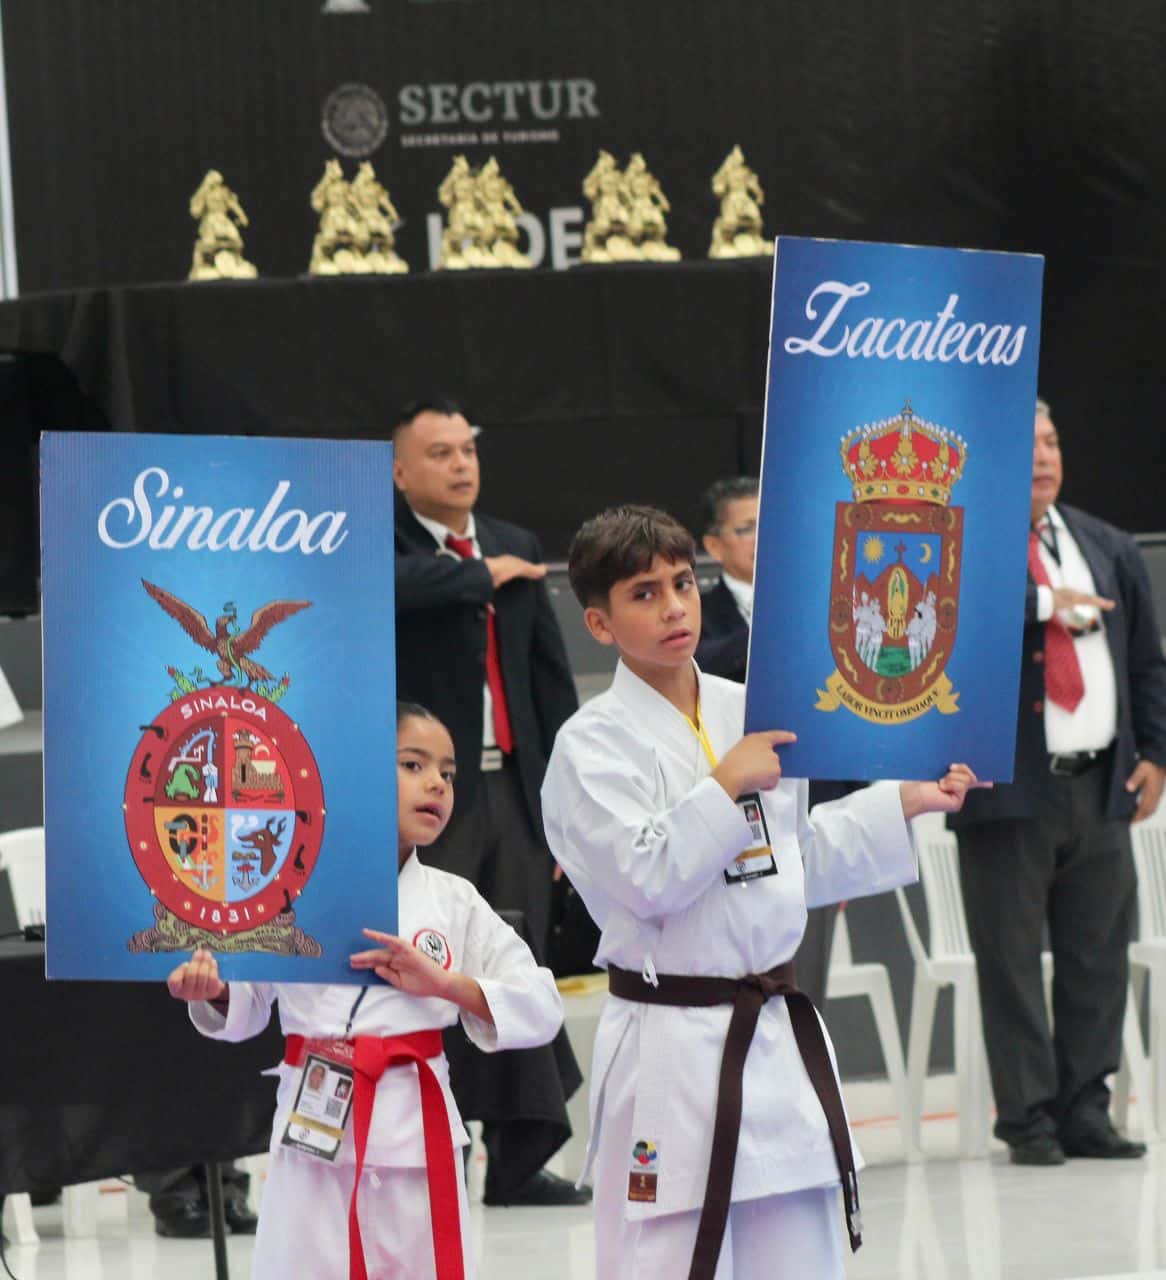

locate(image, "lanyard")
(345, 987), (369, 1037)
(682, 703), (719, 769)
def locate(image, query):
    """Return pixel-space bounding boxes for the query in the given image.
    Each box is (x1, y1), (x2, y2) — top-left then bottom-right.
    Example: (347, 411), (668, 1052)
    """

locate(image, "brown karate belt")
(607, 962), (862, 1280)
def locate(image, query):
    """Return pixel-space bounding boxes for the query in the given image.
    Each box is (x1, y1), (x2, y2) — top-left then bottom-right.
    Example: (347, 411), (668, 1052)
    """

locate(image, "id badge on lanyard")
(281, 1038), (356, 1161)
(681, 704), (780, 886)
(280, 989), (366, 1161)
(724, 791), (779, 884)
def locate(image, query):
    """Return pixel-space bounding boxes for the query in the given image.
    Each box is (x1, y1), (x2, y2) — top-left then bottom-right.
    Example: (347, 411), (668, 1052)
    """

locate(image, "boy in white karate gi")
(167, 702), (564, 1280)
(541, 505), (983, 1280)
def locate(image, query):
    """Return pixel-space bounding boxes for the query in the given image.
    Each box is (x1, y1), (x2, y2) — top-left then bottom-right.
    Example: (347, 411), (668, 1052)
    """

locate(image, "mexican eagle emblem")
(125, 581), (325, 955)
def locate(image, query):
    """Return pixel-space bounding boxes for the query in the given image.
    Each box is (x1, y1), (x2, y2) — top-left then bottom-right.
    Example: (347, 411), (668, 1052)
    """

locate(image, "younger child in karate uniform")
(167, 702), (564, 1280)
(540, 505), (983, 1280)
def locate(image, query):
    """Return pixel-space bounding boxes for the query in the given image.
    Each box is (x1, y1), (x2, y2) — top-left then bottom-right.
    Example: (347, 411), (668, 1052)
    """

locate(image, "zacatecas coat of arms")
(124, 580), (325, 956)
(816, 402), (966, 724)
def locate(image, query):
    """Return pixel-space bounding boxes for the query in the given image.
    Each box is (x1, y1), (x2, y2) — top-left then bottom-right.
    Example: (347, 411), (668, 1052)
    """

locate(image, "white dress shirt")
(410, 507), (496, 750)
(1032, 505), (1117, 754)
(721, 571), (754, 624)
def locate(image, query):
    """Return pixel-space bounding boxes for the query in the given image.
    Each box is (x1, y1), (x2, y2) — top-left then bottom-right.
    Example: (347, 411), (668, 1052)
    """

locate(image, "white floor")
(4, 1081), (1164, 1279)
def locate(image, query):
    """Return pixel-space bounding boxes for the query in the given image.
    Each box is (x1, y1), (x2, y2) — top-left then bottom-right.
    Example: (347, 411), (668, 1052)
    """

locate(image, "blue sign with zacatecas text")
(41, 433), (397, 983)
(744, 237), (1043, 781)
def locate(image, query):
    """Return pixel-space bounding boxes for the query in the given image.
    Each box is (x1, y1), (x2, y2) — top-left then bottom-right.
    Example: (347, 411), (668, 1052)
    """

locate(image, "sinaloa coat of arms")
(125, 580), (325, 956)
(816, 402), (966, 724)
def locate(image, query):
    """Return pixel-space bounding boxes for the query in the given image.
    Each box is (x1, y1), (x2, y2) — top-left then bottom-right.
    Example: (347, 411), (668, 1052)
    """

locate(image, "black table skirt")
(0, 940), (281, 1194)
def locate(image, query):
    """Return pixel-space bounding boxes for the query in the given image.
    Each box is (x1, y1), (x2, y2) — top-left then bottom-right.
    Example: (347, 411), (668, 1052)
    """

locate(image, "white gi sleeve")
(797, 779), (917, 908)
(542, 734), (751, 920)
(188, 980), (278, 1042)
(459, 894), (563, 1054)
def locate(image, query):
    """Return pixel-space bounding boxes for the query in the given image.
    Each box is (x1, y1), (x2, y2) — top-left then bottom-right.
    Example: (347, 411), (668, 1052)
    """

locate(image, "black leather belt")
(1048, 747), (1109, 776)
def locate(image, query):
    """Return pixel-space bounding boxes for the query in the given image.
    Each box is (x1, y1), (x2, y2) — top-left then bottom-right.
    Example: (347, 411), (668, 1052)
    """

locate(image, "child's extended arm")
(798, 764), (987, 908)
(350, 929), (494, 1025)
(899, 763), (987, 820)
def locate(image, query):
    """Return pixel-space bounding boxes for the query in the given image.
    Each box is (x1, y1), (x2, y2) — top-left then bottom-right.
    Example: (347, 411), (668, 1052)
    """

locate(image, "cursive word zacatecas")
(784, 281), (1027, 366)
(97, 467), (349, 554)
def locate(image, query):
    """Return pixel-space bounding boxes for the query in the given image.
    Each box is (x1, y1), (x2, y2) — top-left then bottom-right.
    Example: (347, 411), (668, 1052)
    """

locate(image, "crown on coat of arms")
(839, 402), (967, 506)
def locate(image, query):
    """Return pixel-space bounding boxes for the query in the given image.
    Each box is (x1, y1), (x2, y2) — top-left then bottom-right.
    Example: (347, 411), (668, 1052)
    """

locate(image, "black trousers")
(423, 757), (554, 957)
(956, 764), (1137, 1144)
(133, 1163), (249, 1217)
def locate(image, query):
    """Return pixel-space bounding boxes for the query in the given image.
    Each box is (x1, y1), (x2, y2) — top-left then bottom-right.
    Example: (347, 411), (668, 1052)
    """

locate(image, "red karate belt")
(607, 963), (862, 1280)
(1027, 527), (1085, 711)
(444, 533), (514, 753)
(285, 1030), (463, 1280)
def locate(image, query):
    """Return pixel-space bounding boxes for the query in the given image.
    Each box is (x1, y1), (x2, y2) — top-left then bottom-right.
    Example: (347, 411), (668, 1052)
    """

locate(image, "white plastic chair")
(895, 813), (992, 1157)
(825, 904), (921, 1161)
(1115, 813), (1166, 1141)
(0, 826), (102, 1238)
(0, 825), (46, 928)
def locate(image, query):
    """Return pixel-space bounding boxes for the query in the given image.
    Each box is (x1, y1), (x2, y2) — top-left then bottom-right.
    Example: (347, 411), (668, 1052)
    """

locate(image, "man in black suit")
(694, 476), (757, 683)
(393, 396), (587, 1206)
(951, 399), (1166, 1166)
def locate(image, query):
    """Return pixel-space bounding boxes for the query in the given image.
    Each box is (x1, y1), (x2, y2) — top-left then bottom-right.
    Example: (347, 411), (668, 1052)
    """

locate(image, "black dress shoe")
(1008, 1134), (1066, 1166)
(153, 1202), (211, 1238)
(224, 1195), (259, 1234)
(483, 1168), (593, 1208)
(1061, 1126), (1146, 1160)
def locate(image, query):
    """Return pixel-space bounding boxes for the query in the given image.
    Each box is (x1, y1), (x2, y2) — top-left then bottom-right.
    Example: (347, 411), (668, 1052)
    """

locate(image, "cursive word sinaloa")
(97, 467), (349, 554)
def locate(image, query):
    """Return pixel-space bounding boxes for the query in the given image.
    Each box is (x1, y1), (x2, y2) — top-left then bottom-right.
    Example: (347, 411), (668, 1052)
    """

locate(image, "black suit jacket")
(695, 578), (750, 682)
(951, 503), (1166, 827)
(394, 500), (578, 826)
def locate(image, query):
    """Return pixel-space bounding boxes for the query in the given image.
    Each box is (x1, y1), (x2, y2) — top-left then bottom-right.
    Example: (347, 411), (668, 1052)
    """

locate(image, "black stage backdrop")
(2, 1), (1165, 542)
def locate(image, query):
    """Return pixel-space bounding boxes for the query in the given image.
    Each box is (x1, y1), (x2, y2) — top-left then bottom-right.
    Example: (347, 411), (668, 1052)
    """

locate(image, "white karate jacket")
(190, 852), (563, 1168)
(541, 661), (916, 1217)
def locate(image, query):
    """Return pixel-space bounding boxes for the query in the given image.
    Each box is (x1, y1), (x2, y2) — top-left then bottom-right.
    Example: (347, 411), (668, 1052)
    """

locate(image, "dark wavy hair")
(568, 504), (696, 608)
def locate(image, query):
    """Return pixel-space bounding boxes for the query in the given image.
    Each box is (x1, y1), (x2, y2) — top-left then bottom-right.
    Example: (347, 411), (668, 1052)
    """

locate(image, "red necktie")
(1027, 527), (1085, 712)
(445, 534), (514, 754)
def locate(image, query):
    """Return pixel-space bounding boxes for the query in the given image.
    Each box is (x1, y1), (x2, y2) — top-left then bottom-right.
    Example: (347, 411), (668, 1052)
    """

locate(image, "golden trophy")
(437, 156), (492, 269)
(581, 151), (680, 263)
(188, 170), (258, 281)
(478, 157), (532, 268)
(350, 162), (409, 274)
(581, 150), (637, 263)
(624, 153), (680, 261)
(709, 146), (772, 258)
(308, 159), (362, 275)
